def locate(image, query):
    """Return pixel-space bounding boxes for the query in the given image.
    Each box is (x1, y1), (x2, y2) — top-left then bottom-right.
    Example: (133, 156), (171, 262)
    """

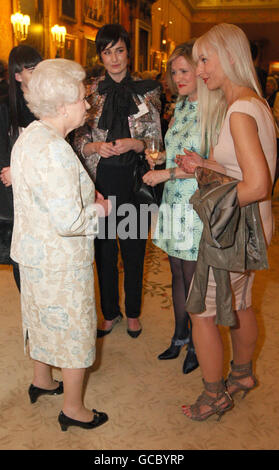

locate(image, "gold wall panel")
(0, 2), (14, 62)
(191, 8), (279, 22)
(186, 0), (279, 10)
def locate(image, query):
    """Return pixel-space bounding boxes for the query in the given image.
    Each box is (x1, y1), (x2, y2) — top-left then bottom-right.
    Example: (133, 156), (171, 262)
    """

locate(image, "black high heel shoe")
(183, 347), (199, 374)
(158, 343), (181, 360)
(58, 408), (108, 431)
(158, 338), (189, 360)
(28, 381), (64, 404)
(97, 313), (123, 338)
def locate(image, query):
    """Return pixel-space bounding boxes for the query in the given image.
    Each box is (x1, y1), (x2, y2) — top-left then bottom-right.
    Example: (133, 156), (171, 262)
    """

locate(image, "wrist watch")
(169, 167), (176, 181)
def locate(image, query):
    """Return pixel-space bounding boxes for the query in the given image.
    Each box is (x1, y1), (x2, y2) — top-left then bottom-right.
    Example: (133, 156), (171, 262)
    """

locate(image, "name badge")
(133, 102), (149, 119)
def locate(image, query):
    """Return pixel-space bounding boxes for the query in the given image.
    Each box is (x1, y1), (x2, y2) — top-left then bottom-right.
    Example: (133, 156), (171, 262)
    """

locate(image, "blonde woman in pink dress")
(176, 23), (277, 421)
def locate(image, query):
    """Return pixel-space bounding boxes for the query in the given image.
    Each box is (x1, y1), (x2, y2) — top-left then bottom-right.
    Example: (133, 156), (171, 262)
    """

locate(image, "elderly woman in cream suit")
(10, 59), (110, 431)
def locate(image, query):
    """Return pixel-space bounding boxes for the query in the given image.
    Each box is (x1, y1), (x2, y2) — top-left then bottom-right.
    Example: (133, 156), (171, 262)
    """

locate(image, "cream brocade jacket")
(74, 75), (162, 181)
(10, 120), (99, 271)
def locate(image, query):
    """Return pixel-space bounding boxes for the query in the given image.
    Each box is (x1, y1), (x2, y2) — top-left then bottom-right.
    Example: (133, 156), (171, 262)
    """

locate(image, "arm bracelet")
(169, 167), (176, 181)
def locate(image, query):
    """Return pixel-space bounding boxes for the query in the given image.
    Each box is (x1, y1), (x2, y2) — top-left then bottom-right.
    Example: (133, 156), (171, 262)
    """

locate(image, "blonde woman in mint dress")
(143, 41), (208, 374)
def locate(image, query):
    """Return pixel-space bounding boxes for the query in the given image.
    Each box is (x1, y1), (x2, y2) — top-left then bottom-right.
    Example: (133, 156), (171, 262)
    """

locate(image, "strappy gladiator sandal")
(182, 378), (233, 422)
(226, 361), (258, 399)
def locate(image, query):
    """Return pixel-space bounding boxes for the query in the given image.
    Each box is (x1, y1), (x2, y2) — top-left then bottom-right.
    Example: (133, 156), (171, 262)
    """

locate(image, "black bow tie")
(98, 72), (158, 131)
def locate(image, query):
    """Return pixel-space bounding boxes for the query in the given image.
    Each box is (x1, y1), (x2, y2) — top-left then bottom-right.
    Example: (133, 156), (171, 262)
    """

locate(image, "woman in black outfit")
(74, 24), (162, 338)
(0, 45), (42, 290)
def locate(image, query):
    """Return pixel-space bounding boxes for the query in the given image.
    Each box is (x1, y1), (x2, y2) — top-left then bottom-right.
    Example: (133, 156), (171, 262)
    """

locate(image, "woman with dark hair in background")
(74, 24), (162, 339)
(0, 45), (42, 289)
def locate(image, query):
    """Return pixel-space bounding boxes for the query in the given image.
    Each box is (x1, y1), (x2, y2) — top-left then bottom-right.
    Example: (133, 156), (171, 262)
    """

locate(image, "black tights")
(168, 256), (196, 345)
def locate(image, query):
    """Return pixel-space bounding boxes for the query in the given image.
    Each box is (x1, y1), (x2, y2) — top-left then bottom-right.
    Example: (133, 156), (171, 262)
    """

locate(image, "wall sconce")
(11, 12), (30, 42)
(51, 24), (67, 50)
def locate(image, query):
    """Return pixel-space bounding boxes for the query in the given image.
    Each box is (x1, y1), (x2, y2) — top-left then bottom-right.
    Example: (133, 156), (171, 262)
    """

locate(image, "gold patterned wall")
(185, 0), (279, 70)
(1, 0), (279, 72)
(151, 0), (192, 71)
(0, 2), (14, 62)
(0, 0), (124, 64)
(186, 0), (279, 10)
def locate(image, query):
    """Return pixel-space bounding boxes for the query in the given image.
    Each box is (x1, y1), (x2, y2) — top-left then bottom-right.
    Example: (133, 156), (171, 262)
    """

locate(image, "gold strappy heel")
(226, 361), (258, 399)
(182, 378), (233, 422)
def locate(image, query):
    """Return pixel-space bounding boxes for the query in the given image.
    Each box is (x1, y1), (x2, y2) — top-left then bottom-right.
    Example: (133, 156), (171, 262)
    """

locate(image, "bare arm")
(175, 148), (226, 175)
(143, 166), (193, 187)
(230, 111), (272, 207)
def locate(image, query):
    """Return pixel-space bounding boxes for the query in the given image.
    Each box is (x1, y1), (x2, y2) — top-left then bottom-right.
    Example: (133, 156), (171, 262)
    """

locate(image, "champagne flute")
(147, 137), (160, 170)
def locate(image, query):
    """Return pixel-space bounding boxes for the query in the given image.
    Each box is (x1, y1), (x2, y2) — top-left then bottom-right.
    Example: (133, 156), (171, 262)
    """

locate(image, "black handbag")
(133, 153), (163, 206)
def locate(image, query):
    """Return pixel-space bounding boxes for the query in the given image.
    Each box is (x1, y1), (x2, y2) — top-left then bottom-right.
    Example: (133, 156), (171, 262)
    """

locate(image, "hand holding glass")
(146, 138), (160, 169)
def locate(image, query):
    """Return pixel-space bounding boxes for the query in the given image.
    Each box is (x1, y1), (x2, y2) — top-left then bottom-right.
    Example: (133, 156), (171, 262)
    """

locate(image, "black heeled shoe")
(28, 381), (64, 404)
(58, 408), (108, 431)
(158, 343), (182, 360)
(97, 313), (123, 338)
(127, 319), (142, 338)
(158, 337), (189, 360)
(183, 348), (199, 374)
(127, 328), (142, 338)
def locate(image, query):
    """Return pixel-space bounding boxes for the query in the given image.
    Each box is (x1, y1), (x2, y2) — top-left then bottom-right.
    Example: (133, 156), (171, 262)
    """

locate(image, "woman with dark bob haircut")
(74, 24), (162, 339)
(95, 23), (131, 57)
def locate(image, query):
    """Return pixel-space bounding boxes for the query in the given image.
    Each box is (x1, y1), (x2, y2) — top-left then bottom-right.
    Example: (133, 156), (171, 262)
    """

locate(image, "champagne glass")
(147, 137), (160, 169)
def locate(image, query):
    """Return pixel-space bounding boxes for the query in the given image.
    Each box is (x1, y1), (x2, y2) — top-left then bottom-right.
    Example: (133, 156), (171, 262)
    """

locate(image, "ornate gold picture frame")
(59, 0), (77, 23)
(83, 0), (106, 28)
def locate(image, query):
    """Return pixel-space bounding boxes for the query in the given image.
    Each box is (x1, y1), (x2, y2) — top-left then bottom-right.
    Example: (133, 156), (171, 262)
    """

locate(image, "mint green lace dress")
(153, 98), (207, 260)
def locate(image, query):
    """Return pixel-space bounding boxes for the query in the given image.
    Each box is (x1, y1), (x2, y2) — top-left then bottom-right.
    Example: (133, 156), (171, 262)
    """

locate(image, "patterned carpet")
(0, 189), (279, 450)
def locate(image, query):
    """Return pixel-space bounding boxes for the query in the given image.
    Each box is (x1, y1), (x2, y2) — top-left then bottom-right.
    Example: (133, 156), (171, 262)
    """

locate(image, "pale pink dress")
(199, 98), (277, 317)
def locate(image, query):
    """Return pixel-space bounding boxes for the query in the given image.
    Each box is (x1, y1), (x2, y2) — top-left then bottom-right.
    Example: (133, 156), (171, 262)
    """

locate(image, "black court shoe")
(97, 313), (123, 338)
(127, 327), (142, 338)
(28, 381), (64, 404)
(58, 409), (108, 431)
(158, 338), (189, 360)
(127, 318), (142, 338)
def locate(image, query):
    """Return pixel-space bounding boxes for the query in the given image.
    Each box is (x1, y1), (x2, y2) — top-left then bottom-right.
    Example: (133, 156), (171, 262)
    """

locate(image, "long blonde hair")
(193, 23), (262, 151)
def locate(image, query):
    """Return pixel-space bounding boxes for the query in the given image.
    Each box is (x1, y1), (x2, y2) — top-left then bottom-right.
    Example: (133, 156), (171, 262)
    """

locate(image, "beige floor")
(0, 190), (279, 450)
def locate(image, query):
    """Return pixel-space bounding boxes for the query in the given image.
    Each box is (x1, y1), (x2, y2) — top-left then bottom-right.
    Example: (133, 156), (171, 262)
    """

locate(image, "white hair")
(193, 23), (262, 152)
(25, 58), (86, 118)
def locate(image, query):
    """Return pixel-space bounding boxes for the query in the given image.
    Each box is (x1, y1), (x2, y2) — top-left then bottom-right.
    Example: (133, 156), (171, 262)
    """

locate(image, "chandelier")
(11, 12), (30, 41)
(51, 25), (67, 49)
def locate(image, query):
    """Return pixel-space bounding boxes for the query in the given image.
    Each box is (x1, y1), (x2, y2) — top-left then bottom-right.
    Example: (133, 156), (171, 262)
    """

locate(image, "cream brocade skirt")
(19, 265), (97, 368)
